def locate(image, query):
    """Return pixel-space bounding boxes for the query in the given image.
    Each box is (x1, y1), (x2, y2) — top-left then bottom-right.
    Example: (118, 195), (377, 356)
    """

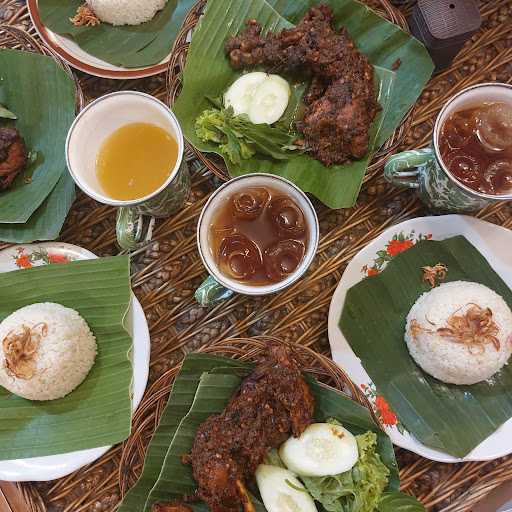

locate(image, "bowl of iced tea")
(196, 174), (319, 304)
(384, 83), (512, 212)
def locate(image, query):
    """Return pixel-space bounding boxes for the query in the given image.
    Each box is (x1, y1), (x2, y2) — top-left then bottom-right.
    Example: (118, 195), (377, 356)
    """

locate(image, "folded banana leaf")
(340, 236), (512, 458)
(0, 49), (75, 224)
(120, 353), (401, 512)
(174, 0), (433, 208)
(0, 256), (133, 460)
(119, 355), (245, 512)
(38, 0), (197, 68)
(0, 170), (75, 243)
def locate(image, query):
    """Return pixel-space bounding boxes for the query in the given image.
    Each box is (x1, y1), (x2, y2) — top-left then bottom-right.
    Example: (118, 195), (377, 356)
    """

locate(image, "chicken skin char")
(0, 127), (27, 190)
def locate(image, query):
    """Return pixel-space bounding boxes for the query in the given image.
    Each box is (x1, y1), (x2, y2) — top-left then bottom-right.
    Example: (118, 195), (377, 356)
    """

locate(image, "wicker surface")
(1, 0), (512, 510)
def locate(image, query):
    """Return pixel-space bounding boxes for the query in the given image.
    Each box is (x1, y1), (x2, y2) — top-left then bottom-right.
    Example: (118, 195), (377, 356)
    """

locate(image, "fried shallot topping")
(422, 263), (448, 288)
(437, 304), (500, 353)
(410, 304), (501, 353)
(2, 322), (47, 379)
(70, 4), (100, 27)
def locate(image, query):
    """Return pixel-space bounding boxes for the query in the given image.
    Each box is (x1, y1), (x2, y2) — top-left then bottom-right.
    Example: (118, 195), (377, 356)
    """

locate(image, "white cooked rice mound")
(0, 303), (97, 401)
(88, 0), (168, 26)
(405, 281), (512, 385)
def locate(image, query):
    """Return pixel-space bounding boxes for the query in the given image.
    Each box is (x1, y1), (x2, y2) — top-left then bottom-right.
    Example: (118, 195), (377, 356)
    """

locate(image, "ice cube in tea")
(209, 186), (309, 285)
(439, 102), (512, 195)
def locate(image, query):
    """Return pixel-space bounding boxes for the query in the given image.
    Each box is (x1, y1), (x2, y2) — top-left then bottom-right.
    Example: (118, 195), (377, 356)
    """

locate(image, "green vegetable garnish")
(195, 106), (299, 165)
(301, 431), (389, 512)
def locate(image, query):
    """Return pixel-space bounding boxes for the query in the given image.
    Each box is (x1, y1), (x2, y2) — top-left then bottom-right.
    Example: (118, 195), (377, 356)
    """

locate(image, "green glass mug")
(66, 91), (190, 251)
(384, 83), (512, 212)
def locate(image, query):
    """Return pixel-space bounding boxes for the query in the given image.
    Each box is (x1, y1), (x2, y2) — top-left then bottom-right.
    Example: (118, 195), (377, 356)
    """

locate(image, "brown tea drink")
(439, 102), (512, 195)
(209, 186), (309, 285)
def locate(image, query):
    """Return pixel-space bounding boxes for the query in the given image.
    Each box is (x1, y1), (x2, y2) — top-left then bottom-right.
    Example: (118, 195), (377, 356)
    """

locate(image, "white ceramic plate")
(28, 0), (171, 79)
(0, 243), (150, 481)
(328, 215), (512, 463)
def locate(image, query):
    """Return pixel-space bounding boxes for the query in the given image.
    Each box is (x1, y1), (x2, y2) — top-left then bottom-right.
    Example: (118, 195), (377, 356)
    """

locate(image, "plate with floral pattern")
(328, 215), (512, 462)
(0, 242), (151, 481)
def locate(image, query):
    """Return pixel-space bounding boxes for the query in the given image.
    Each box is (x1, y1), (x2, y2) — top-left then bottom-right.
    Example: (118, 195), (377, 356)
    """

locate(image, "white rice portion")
(88, 0), (168, 26)
(0, 303), (97, 401)
(405, 281), (512, 385)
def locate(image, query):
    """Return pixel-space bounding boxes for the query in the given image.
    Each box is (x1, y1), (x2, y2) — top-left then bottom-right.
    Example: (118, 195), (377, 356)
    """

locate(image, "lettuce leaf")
(301, 431), (389, 512)
(195, 107), (299, 165)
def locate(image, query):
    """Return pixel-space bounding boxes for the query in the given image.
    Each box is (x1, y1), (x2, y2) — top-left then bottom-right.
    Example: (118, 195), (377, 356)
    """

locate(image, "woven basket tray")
(118, 336), (379, 496)
(166, 0), (413, 183)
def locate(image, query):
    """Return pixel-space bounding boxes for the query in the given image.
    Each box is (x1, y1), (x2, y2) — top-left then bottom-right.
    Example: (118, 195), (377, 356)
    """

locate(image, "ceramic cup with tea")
(196, 173), (319, 307)
(66, 91), (190, 250)
(384, 83), (512, 212)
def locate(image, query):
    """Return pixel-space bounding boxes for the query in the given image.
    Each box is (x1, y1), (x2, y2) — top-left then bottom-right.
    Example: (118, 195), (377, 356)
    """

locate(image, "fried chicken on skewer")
(224, 5), (379, 166)
(173, 344), (315, 512)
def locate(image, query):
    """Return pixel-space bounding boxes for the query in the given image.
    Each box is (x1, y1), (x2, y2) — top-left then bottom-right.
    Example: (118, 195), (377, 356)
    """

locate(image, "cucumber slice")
(249, 75), (291, 125)
(224, 72), (268, 116)
(256, 464), (318, 512)
(279, 423), (359, 477)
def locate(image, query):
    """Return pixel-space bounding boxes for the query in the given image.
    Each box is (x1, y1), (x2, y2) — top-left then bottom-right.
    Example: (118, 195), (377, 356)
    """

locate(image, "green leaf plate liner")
(0, 256), (133, 460)
(340, 236), (512, 458)
(119, 353), (402, 512)
(0, 170), (75, 243)
(38, 0), (197, 68)
(0, 49), (75, 225)
(174, 0), (434, 209)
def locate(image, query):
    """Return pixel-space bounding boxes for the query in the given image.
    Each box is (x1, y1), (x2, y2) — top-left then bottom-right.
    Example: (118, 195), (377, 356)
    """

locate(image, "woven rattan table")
(1, 0), (512, 511)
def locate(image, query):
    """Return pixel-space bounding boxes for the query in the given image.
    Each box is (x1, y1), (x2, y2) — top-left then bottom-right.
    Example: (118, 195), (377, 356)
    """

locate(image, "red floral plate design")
(328, 215), (512, 463)
(0, 242), (151, 482)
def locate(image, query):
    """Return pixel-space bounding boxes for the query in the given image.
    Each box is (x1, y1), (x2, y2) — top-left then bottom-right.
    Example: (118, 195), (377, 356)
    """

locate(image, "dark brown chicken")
(179, 344), (314, 512)
(0, 127), (27, 190)
(225, 5), (379, 166)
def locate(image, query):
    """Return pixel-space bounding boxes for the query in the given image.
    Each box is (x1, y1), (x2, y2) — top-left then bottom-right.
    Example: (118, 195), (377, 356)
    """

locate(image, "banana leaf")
(0, 49), (75, 224)
(0, 256), (133, 460)
(340, 236), (512, 458)
(120, 353), (400, 512)
(119, 355), (245, 512)
(0, 170), (75, 243)
(174, 0), (433, 209)
(38, 0), (197, 68)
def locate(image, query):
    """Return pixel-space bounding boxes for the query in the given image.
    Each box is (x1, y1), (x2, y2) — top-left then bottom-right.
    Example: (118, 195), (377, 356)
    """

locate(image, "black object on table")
(408, 0), (481, 71)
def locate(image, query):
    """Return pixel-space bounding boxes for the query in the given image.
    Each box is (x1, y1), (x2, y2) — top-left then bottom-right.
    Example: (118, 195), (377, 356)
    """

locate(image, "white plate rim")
(327, 215), (512, 463)
(0, 242), (150, 481)
(28, 0), (171, 79)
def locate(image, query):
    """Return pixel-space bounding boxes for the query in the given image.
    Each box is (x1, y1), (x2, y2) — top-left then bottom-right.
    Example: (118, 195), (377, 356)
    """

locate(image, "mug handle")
(195, 275), (234, 307)
(116, 207), (155, 252)
(384, 148), (435, 189)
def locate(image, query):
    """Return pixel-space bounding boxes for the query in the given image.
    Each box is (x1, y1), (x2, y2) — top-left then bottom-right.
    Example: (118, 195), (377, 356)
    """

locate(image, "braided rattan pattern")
(1, 0), (512, 510)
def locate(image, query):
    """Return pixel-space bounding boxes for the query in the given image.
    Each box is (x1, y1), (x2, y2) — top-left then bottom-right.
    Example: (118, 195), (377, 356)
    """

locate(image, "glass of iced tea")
(384, 83), (512, 212)
(196, 174), (319, 306)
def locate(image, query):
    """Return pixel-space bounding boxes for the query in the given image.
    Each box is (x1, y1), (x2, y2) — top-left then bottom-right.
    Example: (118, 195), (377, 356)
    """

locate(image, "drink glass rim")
(65, 91), (184, 207)
(197, 173), (319, 296)
(433, 82), (512, 201)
